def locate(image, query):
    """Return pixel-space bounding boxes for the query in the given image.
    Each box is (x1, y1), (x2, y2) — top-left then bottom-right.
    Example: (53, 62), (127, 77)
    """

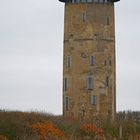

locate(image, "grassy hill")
(0, 110), (140, 140)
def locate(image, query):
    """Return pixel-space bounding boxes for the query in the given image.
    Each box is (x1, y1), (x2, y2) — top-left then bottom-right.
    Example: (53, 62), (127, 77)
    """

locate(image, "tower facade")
(60, 0), (119, 121)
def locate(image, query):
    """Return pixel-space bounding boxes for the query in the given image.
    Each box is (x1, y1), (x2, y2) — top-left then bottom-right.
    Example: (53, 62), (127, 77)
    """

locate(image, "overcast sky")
(0, 0), (140, 115)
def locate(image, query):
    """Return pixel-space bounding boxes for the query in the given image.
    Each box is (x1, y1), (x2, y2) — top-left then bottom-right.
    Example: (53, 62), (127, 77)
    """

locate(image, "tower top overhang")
(59, 0), (120, 3)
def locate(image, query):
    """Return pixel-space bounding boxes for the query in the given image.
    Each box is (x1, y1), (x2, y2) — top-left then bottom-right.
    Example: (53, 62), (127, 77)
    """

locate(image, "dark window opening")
(90, 56), (95, 66)
(107, 18), (110, 25)
(109, 60), (112, 66)
(64, 78), (68, 91)
(67, 56), (72, 67)
(106, 76), (109, 87)
(104, 60), (107, 66)
(91, 95), (96, 105)
(82, 13), (86, 22)
(87, 77), (93, 90)
(65, 97), (69, 110)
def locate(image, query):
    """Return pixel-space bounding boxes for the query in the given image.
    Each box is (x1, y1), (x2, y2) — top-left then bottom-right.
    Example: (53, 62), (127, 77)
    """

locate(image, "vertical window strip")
(67, 55), (72, 67)
(65, 97), (69, 111)
(109, 60), (111, 66)
(106, 76), (109, 87)
(63, 78), (68, 92)
(91, 95), (96, 105)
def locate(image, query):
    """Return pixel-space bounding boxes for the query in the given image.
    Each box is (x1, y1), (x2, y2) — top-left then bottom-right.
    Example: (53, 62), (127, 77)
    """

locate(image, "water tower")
(59, 0), (120, 121)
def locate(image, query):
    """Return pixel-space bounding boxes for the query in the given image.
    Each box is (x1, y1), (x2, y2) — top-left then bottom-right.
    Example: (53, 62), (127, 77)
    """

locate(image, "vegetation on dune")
(80, 124), (105, 140)
(32, 122), (65, 140)
(0, 110), (140, 140)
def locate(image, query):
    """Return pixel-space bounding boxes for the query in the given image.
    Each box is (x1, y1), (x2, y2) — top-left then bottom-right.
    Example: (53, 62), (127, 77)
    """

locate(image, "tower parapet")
(59, 0), (120, 3)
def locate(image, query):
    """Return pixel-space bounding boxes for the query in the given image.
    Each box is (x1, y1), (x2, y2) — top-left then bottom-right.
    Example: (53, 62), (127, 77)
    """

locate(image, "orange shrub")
(80, 124), (105, 140)
(0, 136), (8, 140)
(31, 122), (66, 140)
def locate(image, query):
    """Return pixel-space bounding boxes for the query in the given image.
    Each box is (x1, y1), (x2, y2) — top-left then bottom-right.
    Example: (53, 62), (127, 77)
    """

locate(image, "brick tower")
(59, 0), (120, 121)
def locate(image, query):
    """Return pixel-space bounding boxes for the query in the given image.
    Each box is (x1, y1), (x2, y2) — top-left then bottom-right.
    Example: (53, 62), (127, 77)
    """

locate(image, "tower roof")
(59, 0), (120, 3)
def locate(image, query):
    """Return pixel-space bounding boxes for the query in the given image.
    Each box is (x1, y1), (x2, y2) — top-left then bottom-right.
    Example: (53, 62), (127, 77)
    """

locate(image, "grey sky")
(0, 0), (139, 115)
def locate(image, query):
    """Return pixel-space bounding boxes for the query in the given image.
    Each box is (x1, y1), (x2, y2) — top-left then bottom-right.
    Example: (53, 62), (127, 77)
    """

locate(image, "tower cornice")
(59, 0), (120, 3)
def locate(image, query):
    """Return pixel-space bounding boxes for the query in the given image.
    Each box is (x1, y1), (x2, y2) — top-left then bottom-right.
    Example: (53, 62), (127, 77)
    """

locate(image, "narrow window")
(100, 0), (104, 3)
(94, 0), (99, 3)
(81, 0), (86, 2)
(63, 78), (68, 92)
(109, 60), (112, 66)
(106, 76), (109, 87)
(91, 95), (96, 105)
(76, 0), (81, 2)
(90, 55), (95, 66)
(107, 18), (110, 25)
(65, 97), (69, 110)
(103, 0), (107, 3)
(67, 55), (72, 67)
(82, 13), (86, 22)
(104, 60), (107, 66)
(72, 0), (76, 3)
(87, 0), (92, 2)
(87, 77), (93, 90)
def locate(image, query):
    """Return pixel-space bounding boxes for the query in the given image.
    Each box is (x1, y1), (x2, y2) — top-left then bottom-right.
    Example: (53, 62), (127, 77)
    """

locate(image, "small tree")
(80, 124), (105, 140)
